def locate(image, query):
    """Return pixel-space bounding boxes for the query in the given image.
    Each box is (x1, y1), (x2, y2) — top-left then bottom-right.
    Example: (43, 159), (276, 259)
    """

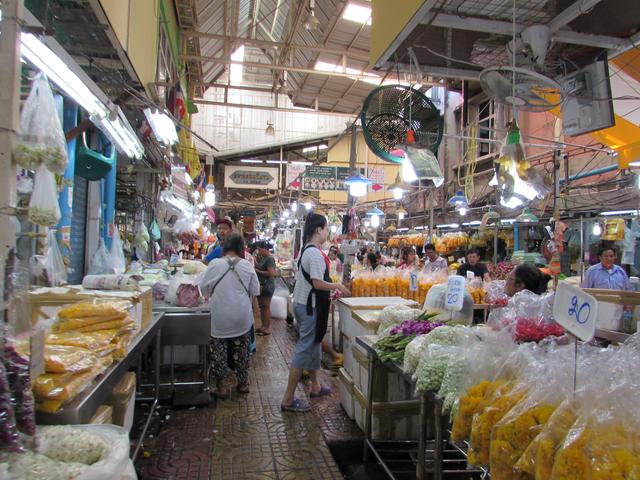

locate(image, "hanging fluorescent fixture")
(20, 33), (108, 118)
(462, 221), (482, 226)
(436, 223), (460, 229)
(98, 107), (144, 159)
(144, 108), (178, 145)
(21, 32), (143, 159)
(516, 208), (538, 223)
(600, 210), (639, 216)
(388, 172), (410, 200)
(344, 172), (372, 197)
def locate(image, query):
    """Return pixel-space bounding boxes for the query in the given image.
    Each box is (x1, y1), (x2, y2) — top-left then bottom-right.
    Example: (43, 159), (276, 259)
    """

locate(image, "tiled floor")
(135, 317), (361, 479)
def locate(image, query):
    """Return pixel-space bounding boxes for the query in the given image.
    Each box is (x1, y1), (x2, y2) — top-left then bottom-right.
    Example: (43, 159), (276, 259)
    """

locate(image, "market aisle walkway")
(136, 317), (362, 479)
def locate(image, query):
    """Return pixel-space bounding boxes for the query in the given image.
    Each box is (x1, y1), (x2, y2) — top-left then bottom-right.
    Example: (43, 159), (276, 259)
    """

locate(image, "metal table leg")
(132, 327), (162, 461)
(417, 394), (427, 480)
(363, 351), (376, 463)
(202, 344), (210, 392)
(434, 398), (443, 480)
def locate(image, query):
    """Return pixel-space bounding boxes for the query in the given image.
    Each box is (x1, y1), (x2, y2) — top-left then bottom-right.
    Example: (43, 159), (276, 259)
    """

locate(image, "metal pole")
(342, 122), (358, 286)
(579, 216), (585, 282)
(0, 0), (21, 312)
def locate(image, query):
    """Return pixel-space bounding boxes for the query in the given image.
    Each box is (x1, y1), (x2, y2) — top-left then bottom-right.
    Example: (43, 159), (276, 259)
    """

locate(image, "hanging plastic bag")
(88, 238), (110, 275)
(150, 220), (161, 241)
(43, 230), (67, 286)
(133, 224), (149, 254)
(14, 74), (68, 174)
(108, 229), (126, 274)
(28, 164), (61, 227)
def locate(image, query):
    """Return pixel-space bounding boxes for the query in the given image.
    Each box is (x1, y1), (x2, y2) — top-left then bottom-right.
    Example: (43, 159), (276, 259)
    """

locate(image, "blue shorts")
(291, 302), (321, 370)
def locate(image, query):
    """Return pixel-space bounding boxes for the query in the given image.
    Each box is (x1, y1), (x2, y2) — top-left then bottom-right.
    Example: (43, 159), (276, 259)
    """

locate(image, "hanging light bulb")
(204, 190), (216, 207)
(388, 172), (410, 200)
(516, 207), (539, 223)
(286, 218), (293, 226)
(457, 206), (468, 216)
(291, 201), (297, 212)
(283, 209), (290, 218)
(330, 225), (338, 233)
(344, 172), (372, 197)
(271, 221), (276, 228)
(370, 214), (380, 228)
(364, 220), (371, 228)
(397, 206), (408, 220)
(303, 0), (321, 31)
(304, 201), (314, 211)
(592, 222), (603, 236)
(265, 122), (275, 136)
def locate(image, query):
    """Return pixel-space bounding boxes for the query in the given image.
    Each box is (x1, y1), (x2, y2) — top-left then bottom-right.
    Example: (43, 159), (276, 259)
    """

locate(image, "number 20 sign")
(553, 281), (598, 342)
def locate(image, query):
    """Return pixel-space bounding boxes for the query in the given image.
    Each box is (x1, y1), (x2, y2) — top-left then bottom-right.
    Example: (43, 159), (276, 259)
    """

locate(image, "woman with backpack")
(200, 234), (260, 399)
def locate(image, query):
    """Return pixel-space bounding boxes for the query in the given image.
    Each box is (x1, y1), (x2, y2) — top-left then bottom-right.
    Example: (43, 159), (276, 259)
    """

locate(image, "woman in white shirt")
(200, 234), (260, 399)
(281, 214), (350, 413)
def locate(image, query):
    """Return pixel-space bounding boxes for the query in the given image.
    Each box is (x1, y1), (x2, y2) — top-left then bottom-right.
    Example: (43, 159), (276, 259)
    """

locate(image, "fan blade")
(482, 71), (513, 98)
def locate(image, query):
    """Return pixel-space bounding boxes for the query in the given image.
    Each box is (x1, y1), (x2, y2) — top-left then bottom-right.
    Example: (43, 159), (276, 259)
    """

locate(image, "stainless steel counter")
(37, 312), (163, 426)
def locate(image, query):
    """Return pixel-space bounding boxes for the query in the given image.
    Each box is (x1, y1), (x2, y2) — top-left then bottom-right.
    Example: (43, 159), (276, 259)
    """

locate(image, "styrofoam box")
(596, 302), (623, 331)
(123, 391), (135, 433)
(338, 302), (352, 336)
(347, 310), (381, 341)
(342, 336), (359, 386)
(337, 368), (355, 420)
(271, 295), (288, 320)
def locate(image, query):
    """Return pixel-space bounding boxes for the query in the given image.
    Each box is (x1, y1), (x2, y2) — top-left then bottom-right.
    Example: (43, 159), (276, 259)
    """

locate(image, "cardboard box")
(107, 372), (136, 430)
(28, 286), (152, 332)
(90, 405), (113, 424)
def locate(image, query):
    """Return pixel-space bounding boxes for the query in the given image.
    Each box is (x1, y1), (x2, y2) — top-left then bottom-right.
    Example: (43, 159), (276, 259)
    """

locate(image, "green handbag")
(75, 133), (116, 181)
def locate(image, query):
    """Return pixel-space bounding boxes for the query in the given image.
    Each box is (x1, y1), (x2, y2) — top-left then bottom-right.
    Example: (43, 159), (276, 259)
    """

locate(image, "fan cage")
(360, 85), (444, 164)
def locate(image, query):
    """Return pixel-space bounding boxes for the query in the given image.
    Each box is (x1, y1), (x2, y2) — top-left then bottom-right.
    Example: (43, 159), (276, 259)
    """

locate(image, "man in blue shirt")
(582, 247), (632, 291)
(204, 218), (233, 264)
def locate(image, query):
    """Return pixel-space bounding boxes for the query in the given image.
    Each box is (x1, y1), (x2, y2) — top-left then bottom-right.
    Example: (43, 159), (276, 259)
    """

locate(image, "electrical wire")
(412, 45), (482, 69)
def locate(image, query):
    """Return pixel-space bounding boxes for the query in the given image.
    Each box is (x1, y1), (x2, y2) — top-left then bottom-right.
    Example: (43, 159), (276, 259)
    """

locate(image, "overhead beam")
(386, 63), (480, 82)
(192, 99), (357, 117)
(548, 0), (603, 33)
(183, 30), (370, 61)
(182, 55), (384, 81)
(421, 12), (626, 50)
(200, 83), (363, 106)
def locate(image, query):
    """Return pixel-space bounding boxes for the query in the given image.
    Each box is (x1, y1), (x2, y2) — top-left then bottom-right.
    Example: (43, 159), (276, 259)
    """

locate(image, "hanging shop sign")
(553, 281), (597, 342)
(287, 165), (372, 191)
(224, 166), (279, 190)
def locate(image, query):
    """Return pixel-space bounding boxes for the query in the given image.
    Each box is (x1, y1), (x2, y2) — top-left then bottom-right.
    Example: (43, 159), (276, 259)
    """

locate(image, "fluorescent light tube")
(241, 159), (263, 164)
(20, 33), (108, 119)
(601, 210), (638, 216)
(436, 223), (460, 228)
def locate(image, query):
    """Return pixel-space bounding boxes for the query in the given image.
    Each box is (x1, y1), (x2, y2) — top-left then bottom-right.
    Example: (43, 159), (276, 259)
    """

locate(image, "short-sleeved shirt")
(582, 263), (632, 291)
(205, 244), (222, 263)
(293, 246), (329, 306)
(423, 256), (448, 274)
(457, 262), (488, 279)
(257, 255), (276, 290)
(199, 257), (260, 338)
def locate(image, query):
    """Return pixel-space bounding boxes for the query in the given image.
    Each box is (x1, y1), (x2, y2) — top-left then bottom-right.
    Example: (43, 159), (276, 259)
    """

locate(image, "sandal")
(310, 385), (332, 398)
(237, 384), (250, 394)
(280, 398), (311, 413)
(256, 330), (271, 336)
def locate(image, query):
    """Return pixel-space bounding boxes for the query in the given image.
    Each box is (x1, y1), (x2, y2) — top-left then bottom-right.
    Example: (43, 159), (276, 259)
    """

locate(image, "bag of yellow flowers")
(489, 344), (578, 480)
(467, 343), (550, 466)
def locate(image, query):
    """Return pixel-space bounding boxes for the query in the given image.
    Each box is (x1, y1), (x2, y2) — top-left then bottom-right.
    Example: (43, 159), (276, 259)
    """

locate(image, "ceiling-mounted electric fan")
(479, 25), (564, 112)
(360, 85), (444, 163)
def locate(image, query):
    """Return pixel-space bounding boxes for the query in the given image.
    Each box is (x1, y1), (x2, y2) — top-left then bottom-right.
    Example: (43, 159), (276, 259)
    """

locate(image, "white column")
(0, 0), (23, 308)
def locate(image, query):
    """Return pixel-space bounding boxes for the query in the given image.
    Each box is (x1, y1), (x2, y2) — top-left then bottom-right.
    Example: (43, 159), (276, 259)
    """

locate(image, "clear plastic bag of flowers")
(450, 328), (516, 442)
(414, 343), (462, 394)
(485, 280), (508, 306)
(28, 164), (61, 227)
(489, 343), (578, 480)
(43, 229), (67, 286)
(467, 343), (551, 466)
(549, 382), (640, 480)
(439, 327), (512, 417)
(424, 283), (474, 325)
(403, 335), (430, 376)
(14, 73), (68, 174)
